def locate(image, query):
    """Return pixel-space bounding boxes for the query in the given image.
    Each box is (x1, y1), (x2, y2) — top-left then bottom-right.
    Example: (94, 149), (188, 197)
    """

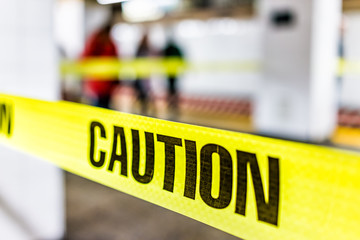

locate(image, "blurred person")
(134, 32), (153, 115)
(337, 17), (346, 108)
(59, 46), (83, 103)
(163, 34), (184, 117)
(81, 18), (119, 109)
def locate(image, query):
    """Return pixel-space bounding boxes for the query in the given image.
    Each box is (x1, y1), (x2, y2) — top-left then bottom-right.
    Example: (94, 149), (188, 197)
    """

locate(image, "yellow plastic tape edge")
(0, 93), (359, 240)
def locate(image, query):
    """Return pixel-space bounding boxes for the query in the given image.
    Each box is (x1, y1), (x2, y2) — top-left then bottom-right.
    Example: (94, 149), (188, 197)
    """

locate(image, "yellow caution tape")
(0, 93), (360, 239)
(60, 57), (260, 79)
(61, 57), (188, 79)
(338, 58), (360, 76)
(60, 57), (360, 79)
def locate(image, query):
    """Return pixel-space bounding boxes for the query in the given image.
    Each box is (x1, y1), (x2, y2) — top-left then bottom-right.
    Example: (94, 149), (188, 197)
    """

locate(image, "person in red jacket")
(82, 22), (119, 109)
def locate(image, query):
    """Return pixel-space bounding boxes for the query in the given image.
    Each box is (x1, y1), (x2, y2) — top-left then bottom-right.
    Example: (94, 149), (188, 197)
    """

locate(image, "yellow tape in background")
(60, 57), (359, 79)
(0, 93), (360, 240)
(60, 57), (261, 79)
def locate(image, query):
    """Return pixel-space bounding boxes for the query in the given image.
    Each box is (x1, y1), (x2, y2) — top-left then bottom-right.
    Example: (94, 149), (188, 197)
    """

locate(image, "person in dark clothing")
(134, 33), (152, 114)
(163, 38), (184, 116)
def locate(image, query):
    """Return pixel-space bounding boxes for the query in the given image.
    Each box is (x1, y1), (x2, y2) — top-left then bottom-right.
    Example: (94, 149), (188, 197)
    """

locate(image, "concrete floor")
(64, 172), (241, 240)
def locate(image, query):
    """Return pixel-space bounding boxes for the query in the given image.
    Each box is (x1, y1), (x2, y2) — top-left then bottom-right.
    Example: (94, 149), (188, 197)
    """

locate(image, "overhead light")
(122, 0), (179, 22)
(97, 0), (127, 5)
(122, 0), (164, 22)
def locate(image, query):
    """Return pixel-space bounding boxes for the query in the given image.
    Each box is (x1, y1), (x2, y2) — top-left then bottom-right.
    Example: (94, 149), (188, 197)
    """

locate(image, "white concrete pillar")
(254, 0), (342, 142)
(341, 13), (360, 108)
(0, 0), (64, 239)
